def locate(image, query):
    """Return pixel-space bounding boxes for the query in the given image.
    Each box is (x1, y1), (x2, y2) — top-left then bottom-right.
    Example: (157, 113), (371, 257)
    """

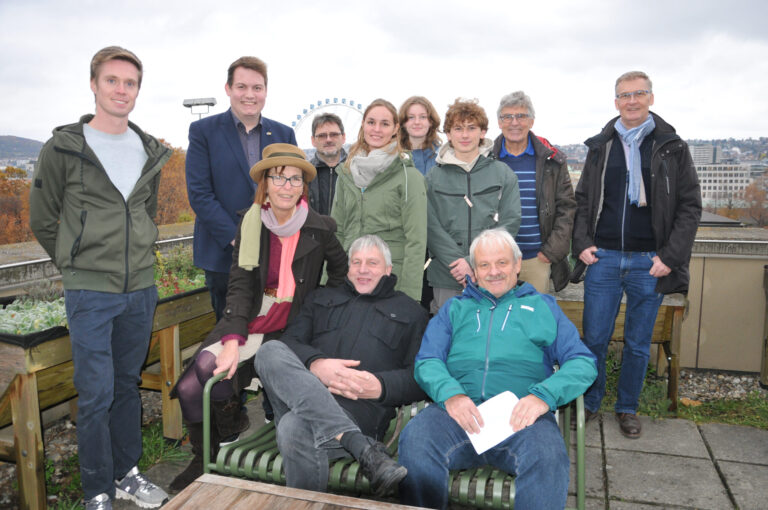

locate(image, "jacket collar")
(310, 147), (348, 168)
(585, 111), (680, 150)
(52, 114), (167, 160)
(462, 275), (535, 305)
(492, 130), (566, 165)
(343, 273), (398, 298)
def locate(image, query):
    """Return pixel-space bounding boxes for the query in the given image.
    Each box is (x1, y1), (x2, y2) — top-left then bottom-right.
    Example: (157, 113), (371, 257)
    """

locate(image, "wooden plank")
(158, 325), (183, 440)
(140, 373), (161, 390)
(558, 300), (675, 344)
(24, 335), (72, 372)
(145, 311), (214, 365)
(36, 362), (77, 412)
(180, 474), (420, 509)
(152, 290), (213, 331)
(2, 361), (78, 429)
(0, 343), (26, 397)
(10, 373), (46, 510)
(667, 306), (684, 412)
(0, 436), (13, 461)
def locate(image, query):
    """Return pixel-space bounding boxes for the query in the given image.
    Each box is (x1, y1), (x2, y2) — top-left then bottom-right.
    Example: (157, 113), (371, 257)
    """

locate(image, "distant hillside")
(0, 135), (43, 159)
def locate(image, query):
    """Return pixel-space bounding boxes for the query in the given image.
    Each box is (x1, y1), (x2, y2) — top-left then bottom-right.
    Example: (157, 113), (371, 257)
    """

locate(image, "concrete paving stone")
(569, 413), (602, 448)
(605, 449), (730, 509)
(700, 422), (768, 465)
(609, 501), (695, 509)
(603, 416), (709, 458)
(569, 445), (604, 498)
(566, 494), (606, 509)
(718, 460), (768, 510)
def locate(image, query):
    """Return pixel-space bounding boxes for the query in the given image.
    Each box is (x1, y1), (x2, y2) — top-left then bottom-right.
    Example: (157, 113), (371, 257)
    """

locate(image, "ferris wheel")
(291, 98), (364, 155)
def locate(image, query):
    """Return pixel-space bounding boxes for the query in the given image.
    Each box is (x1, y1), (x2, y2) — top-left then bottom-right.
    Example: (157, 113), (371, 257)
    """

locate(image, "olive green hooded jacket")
(30, 114), (171, 293)
(331, 152), (427, 301)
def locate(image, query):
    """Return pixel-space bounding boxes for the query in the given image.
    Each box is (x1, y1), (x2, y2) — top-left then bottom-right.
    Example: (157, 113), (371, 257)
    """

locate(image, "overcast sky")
(1, 0), (766, 151)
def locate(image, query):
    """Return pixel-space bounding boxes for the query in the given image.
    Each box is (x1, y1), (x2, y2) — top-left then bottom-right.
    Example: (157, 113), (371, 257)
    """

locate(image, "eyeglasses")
(615, 90), (651, 101)
(267, 174), (304, 187)
(499, 113), (531, 124)
(313, 132), (342, 140)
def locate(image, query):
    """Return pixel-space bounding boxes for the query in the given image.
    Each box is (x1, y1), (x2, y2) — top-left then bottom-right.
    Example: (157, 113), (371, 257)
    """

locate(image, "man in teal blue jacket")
(399, 228), (596, 510)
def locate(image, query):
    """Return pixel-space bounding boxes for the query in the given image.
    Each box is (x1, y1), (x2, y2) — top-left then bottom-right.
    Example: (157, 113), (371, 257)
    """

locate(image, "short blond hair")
(615, 71), (652, 93)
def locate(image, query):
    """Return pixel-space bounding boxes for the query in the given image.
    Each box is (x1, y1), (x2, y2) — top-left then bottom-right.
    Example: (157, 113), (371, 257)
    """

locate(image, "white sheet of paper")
(467, 391), (520, 454)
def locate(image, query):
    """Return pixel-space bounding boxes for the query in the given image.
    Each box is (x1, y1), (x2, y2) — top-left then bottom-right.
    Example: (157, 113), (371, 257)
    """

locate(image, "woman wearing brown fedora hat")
(169, 143), (348, 492)
(331, 99), (427, 301)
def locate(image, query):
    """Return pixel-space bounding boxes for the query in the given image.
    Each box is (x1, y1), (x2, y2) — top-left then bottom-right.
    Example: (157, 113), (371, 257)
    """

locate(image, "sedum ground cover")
(0, 246), (205, 335)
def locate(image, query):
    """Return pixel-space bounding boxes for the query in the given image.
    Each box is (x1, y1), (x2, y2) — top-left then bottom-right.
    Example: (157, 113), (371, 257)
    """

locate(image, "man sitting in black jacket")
(253, 234), (428, 496)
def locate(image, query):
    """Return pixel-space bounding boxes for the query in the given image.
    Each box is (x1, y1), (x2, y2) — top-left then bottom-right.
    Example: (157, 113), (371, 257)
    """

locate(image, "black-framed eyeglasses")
(267, 174), (304, 187)
(314, 132), (342, 140)
(499, 113), (531, 123)
(615, 90), (651, 101)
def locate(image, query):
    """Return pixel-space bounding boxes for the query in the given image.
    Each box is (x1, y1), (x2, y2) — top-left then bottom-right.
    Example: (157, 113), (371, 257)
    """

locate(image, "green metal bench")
(201, 371), (587, 509)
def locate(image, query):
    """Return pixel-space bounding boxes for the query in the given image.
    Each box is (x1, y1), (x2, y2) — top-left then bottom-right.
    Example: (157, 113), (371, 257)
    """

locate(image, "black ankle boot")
(170, 423), (207, 493)
(212, 395), (250, 439)
(358, 441), (408, 497)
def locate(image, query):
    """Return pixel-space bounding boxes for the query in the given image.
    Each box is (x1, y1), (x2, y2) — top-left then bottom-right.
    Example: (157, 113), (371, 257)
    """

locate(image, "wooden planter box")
(0, 287), (215, 510)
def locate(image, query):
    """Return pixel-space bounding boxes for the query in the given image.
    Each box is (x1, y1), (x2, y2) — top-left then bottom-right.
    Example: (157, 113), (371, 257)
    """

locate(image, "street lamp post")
(183, 98), (217, 120)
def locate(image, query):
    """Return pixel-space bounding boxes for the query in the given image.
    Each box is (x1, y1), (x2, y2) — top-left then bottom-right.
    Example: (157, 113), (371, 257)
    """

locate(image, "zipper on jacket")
(661, 159), (670, 195)
(70, 210), (88, 261)
(123, 209), (131, 293)
(480, 303), (496, 401)
(500, 304), (513, 331)
(621, 169), (629, 250)
(327, 168), (335, 213)
(466, 173), (473, 249)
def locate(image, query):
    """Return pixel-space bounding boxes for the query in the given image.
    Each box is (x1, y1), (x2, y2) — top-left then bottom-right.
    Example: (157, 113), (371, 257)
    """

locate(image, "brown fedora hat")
(249, 143), (317, 183)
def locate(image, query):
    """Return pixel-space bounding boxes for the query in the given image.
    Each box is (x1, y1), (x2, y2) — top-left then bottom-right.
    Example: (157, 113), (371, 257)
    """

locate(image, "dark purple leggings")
(176, 350), (234, 423)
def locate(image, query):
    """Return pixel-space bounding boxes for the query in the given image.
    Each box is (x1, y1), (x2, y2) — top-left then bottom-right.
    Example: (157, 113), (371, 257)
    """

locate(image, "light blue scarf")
(614, 115), (655, 206)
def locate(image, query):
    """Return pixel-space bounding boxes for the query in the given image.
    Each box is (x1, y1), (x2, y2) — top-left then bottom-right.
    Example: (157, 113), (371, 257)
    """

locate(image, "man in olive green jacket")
(29, 47), (170, 510)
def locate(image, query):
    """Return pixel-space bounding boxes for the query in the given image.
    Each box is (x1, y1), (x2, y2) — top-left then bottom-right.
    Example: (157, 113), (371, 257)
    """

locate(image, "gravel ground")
(0, 371), (765, 508)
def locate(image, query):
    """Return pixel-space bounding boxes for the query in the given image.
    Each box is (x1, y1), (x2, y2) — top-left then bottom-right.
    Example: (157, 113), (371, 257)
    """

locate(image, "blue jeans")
(582, 249), (663, 414)
(254, 341), (360, 491)
(204, 269), (229, 322)
(398, 405), (568, 510)
(65, 286), (158, 499)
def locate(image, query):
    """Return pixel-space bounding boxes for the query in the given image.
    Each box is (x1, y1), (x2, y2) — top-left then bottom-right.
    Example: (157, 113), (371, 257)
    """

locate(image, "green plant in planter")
(0, 246), (206, 335)
(154, 246), (205, 299)
(0, 296), (67, 335)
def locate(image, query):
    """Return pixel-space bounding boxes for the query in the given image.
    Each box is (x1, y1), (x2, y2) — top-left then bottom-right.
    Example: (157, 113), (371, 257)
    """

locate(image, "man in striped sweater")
(492, 91), (576, 293)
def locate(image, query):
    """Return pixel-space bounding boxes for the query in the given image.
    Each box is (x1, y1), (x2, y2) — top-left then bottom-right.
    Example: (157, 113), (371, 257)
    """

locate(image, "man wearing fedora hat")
(186, 56), (297, 322)
(170, 143), (348, 492)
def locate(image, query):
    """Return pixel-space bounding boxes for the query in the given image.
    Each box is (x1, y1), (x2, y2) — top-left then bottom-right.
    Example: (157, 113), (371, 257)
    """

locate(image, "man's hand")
(310, 358), (382, 399)
(579, 246), (599, 265)
(536, 251), (551, 264)
(333, 369), (382, 400)
(449, 258), (474, 286)
(649, 255), (671, 278)
(445, 394), (484, 434)
(212, 339), (240, 380)
(509, 394), (549, 431)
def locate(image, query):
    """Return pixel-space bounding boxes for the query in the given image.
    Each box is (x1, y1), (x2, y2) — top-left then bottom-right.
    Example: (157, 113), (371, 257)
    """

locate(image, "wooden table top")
(164, 474), (421, 509)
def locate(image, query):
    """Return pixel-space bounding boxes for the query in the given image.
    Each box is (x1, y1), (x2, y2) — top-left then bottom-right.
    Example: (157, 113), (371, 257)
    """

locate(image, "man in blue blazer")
(186, 56), (296, 320)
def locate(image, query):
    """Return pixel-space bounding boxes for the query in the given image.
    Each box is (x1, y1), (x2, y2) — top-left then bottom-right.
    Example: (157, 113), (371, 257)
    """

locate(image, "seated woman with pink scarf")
(170, 143), (348, 492)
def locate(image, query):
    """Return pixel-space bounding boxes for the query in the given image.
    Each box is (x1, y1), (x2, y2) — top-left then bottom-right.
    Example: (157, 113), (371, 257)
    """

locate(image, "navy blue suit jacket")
(186, 109), (296, 273)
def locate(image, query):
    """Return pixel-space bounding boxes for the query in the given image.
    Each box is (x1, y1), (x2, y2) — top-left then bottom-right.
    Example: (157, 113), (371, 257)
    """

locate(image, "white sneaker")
(114, 466), (169, 508)
(85, 493), (112, 510)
